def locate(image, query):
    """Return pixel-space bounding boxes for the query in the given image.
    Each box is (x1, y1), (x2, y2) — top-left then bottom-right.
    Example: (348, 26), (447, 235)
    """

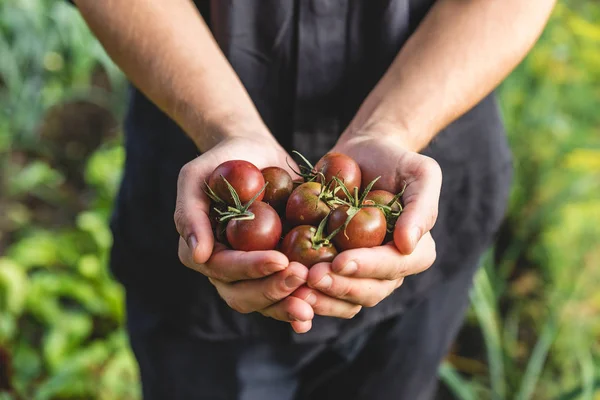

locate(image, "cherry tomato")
(209, 206), (229, 244)
(208, 160), (265, 205)
(261, 167), (294, 210)
(286, 182), (331, 227)
(315, 152), (362, 196)
(327, 205), (387, 251)
(226, 201), (282, 251)
(365, 190), (401, 212)
(280, 225), (338, 267)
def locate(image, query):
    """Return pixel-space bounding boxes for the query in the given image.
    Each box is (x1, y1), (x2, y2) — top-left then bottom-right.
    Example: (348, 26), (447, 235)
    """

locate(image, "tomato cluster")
(204, 153), (405, 267)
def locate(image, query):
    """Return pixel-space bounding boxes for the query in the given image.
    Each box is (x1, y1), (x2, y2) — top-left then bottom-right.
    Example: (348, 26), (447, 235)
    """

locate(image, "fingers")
(260, 296), (314, 323)
(290, 320), (313, 334)
(292, 286), (362, 319)
(330, 233), (436, 280)
(210, 244), (289, 282)
(174, 158), (215, 264)
(394, 153), (442, 254)
(179, 241), (288, 282)
(209, 262), (309, 314)
(307, 263), (401, 307)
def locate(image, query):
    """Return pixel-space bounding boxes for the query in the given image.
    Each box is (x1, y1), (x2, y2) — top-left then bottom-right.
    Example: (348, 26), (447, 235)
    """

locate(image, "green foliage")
(0, 0), (598, 399)
(0, 0), (136, 399)
(441, 2), (600, 399)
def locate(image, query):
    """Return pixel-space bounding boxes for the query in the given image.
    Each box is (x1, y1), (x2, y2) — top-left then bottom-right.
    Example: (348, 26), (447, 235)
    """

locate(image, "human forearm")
(342, 0), (556, 151)
(73, 0), (269, 152)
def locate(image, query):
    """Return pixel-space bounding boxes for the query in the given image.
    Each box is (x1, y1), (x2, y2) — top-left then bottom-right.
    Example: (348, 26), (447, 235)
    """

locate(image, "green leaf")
(0, 258), (28, 315)
(8, 161), (64, 195)
(470, 261), (506, 400)
(439, 361), (478, 400)
(76, 211), (113, 250)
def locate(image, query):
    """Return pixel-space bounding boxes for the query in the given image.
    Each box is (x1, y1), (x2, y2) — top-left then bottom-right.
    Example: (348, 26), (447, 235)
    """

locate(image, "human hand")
(174, 136), (314, 332)
(292, 131), (441, 318)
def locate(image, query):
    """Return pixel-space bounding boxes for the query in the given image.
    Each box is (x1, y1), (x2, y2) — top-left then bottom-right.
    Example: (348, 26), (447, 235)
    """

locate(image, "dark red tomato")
(327, 205), (386, 251)
(226, 201), (282, 251)
(315, 153), (362, 195)
(286, 182), (331, 226)
(208, 160), (265, 205)
(365, 190), (401, 212)
(209, 207), (229, 244)
(280, 225), (338, 267)
(209, 207), (220, 231)
(261, 167), (294, 210)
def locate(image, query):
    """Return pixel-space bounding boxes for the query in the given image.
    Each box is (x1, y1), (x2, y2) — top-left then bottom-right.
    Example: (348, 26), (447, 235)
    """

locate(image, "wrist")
(339, 118), (422, 152)
(184, 109), (272, 153)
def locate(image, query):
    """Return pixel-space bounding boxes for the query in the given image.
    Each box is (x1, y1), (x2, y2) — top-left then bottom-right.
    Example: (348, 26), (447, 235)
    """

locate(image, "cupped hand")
(174, 136), (314, 332)
(292, 132), (442, 318)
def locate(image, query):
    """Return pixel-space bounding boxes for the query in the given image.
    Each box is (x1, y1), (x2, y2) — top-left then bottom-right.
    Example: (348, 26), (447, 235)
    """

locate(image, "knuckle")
(362, 296), (382, 308)
(422, 237), (437, 272)
(422, 156), (442, 179)
(178, 162), (196, 183)
(173, 200), (188, 236)
(386, 267), (402, 281)
(335, 283), (354, 299)
(263, 287), (283, 304)
(206, 266), (226, 281)
(343, 305), (362, 319)
(395, 277), (405, 289)
(226, 297), (253, 314)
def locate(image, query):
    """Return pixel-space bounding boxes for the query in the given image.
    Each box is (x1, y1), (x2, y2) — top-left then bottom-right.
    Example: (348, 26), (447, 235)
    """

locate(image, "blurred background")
(0, 0), (598, 399)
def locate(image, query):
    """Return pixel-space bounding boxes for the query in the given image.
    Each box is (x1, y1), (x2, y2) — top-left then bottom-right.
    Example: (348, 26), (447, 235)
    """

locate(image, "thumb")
(174, 162), (215, 264)
(393, 155), (442, 254)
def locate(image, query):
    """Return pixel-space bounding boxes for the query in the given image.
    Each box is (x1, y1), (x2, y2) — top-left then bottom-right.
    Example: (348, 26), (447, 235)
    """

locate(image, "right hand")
(174, 136), (315, 333)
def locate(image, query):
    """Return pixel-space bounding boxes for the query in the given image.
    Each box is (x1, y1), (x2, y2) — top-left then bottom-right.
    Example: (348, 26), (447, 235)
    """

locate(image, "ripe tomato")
(280, 225), (338, 267)
(365, 190), (401, 212)
(315, 152), (362, 196)
(226, 201), (282, 251)
(208, 160), (265, 205)
(209, 206), (228, 244)
(365, 190), (403, 242)
(327, 205), (387, 251)
(286, 182), (331, 227)
(261, 167), (294, 210)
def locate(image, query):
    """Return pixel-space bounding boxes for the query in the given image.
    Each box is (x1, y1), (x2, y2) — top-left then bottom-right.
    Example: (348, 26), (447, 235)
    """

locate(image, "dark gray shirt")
(109, 0), (513, 343)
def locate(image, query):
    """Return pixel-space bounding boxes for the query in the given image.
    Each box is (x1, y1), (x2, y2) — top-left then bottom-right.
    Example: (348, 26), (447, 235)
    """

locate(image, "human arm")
(295, 0), (556, 315)
(73, 0), (314, 330)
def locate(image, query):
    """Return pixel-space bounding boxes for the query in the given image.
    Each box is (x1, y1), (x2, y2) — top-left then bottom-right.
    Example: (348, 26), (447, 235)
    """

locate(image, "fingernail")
(187, 235), (197, 251)
(285, 274), (305, 289)
(315, 274), (333, 290)
(305, 293), (317, 305)
(264, 262), (286, 274)
(339, 261), (357, 276)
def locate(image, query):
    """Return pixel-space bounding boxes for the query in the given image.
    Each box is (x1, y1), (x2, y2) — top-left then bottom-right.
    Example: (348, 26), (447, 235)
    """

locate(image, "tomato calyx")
(287, 151), (346, 189)
(331, 176), (382, 239)
(372, 184), (407, 234)
(310, 214), (343, 251)
(287, 150), (319, 183)
(208, 176), (268, 223)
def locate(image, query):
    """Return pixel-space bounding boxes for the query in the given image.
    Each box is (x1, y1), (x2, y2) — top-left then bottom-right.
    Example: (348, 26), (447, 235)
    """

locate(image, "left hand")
(291, 130), (442, 318)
